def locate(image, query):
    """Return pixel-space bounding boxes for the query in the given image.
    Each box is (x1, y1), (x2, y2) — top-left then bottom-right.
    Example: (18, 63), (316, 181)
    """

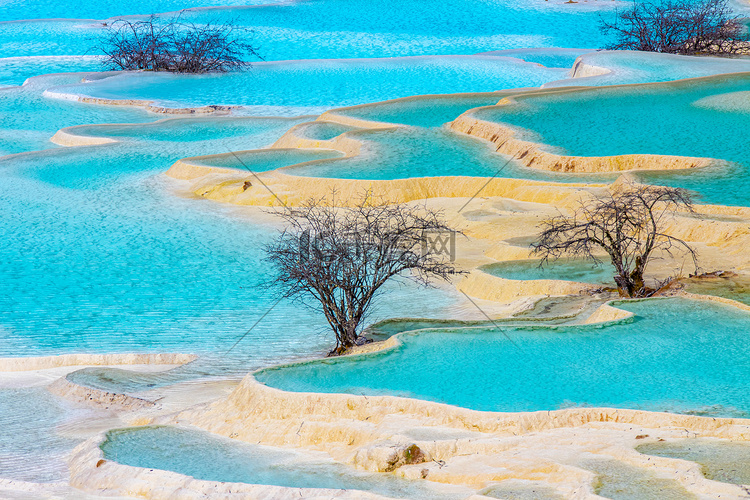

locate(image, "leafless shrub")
(532, 183), (698, 298)
(266, 194), (462, 355)
(98, 14), (261, 73)
(601, 0), (749, 55)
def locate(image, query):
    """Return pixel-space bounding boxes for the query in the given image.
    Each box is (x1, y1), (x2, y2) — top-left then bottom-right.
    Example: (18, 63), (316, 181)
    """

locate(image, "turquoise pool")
(50, 56), (566, 114)
(0, 73), (154, 155)
(69, 117), (309, 144)
(293, 121), (356, 141)
(0, 116), (461, 367)
(186, 148), (344, 170)
(684, 276), (750, 306)
(579, 458), (694, 499)
(257, 298), (750, 417)
(481, 258), (615, 285)
(476, 73), (750, 206)
(334, 94), (504, 128)
(101, 426), (470, 499)
(0, 0), (617, 57)
(0, 387), (80, 482)
(637, 439), (750, 485)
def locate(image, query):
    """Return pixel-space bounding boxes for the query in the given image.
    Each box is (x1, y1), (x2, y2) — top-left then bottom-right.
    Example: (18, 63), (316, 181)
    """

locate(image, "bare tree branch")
(97, 13), (262, 73)
(601, 0), (749, 55)
(265, 192), (464, 355)
(532, 183), (699, 298)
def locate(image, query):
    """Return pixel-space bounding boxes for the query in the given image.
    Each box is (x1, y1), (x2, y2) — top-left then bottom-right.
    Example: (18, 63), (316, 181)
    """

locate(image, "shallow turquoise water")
(0, 117), (461, 370)
(546, 50), (750, 88)
(580, 458), (694, 499)
(476, 73), (750, 206)
(187, 148), (343, 170)
(684, 277), (750, 306)
(484, 48), (592, 70)
(335, 93), (504, 128)
(51, 57), (566, 114)
(481, 258), (615, 285)
(0, 56), (102, 87)
(0, 73), (155, 155)
(293, 121), (355, 141)
(0, 387), (81, 482)
(286, 125), (610, 182)
(0, 0), (280, 21)
(637, 439), (750, 485)
(69, 116), (309, 143)
(257, 298), (750, 417)
(101, 426), (469, 499)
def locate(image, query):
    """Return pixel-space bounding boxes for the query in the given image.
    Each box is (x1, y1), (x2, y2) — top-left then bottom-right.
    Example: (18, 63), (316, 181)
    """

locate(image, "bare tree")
(532, 184), (698, 298)
(601, 0), (749, 55)
(98, 14), (261, 73)
(266, 195), (461, 355)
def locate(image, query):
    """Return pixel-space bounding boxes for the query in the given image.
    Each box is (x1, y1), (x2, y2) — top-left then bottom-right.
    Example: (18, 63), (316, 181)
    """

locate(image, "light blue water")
(0, 0), (283, 22)
(177, 1), (614, 61)
(476, 73), (750, 206)
(547, 51), (750, 88)
(0, 73), (154, 156)
(67, 116), (310, 143)
(481, 259), (615, 285)
(293, 121), (355, 141)
(0, 387), (81, 482)
(50, 56), (566, 114)
(0, 56), (102, 87)
(186, 148), (344, 170)
(257, 298), (750, 417)
(0, 117), (461, 371)
(285, 125), (610, 181)
(579, 458), (695, 499)
(482, 48), (593, 69)
(100, 426), (470, 499)
(334, 93), (504, 128)
(637, 439), (750, 485)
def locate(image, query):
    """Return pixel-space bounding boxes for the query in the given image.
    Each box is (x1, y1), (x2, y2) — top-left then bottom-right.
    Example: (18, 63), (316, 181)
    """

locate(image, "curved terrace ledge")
(68, 433), (394, 500)
(43, 88), (237, 115)
(134, 366), (750, 497)
(450, 103), (714, 174)
(166, 163), (599, 208)
(0, 353), (197, 372)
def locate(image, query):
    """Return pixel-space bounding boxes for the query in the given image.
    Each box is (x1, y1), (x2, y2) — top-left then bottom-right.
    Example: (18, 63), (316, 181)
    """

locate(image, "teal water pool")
(285, 125), (611, 181)
(0, 0), (617, 58)
(0, 73), (154, 156)
(292, 121), (357, 141)
(475, 73), (750, 206)
(49, 56), (566, 114)
(684, 276), (750, 307)
(186, 148), (344, 171)
(101, 426), (470, 499)
(0, 387), (80, 482)
(637, 439), (750, 485)
(334, 93), (504, 128)
(579, 458), (694, 499)
(481, 258), (615, 285)
(69, 116), (309, 144)
(257, 298), (750, 417)
(546, 51), (750, 88)
(0, 115), (461, 366)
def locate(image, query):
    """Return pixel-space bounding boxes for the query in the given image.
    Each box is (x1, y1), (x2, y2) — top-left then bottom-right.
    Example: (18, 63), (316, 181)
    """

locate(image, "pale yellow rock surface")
(458, 270), (593, 303)
(583, 302), (634, 324)
(0, 353), (196, 372)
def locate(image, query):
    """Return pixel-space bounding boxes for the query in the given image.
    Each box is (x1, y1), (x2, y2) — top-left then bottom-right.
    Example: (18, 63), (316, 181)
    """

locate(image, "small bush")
(601, 0), (749, 55)
(98, 15), (262, 73)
